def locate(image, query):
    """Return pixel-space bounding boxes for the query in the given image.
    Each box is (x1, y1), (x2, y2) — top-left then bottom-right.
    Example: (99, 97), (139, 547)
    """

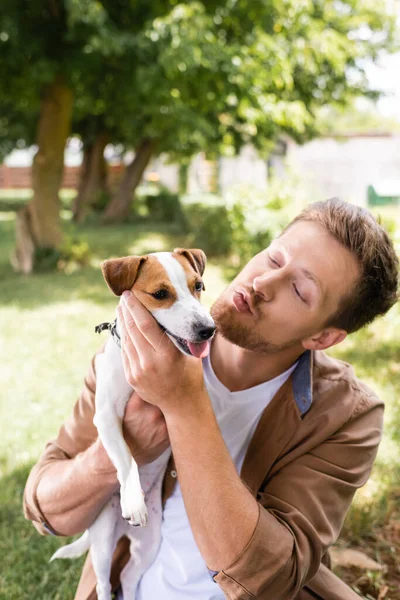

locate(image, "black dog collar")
(95, 320), (183, 351)
(95, 319), (121, 348)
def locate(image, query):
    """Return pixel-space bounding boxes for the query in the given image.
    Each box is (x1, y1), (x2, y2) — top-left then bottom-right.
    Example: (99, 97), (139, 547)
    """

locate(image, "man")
(24, 198), (399, 600)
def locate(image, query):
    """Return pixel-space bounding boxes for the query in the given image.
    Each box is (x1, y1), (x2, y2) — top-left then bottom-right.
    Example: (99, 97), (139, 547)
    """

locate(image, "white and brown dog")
(50, 248), (215, 600)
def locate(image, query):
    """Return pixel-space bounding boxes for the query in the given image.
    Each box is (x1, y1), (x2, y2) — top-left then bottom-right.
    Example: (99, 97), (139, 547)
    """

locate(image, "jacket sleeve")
(22, 349), (102, 536)
(212, 393), (384, 600)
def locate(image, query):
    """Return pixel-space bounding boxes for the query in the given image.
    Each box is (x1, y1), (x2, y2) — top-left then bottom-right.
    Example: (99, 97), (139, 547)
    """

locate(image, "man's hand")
(123, 392), (169, 466)
(117, 290), (208, 417)
(93, 391), (169, 470)
(116, 291), (259, 572)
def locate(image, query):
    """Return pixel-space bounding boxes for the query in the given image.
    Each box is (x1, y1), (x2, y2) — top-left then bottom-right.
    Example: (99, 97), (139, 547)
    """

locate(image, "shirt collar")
(291, 349), (313, 417)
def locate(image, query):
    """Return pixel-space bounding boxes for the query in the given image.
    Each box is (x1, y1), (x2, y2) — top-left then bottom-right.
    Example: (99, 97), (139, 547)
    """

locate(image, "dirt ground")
(335, 514), (400, 600)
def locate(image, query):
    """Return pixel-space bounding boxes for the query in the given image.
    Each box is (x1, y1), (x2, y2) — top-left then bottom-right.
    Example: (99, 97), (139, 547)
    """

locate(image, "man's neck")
(210, 333), (304, 392)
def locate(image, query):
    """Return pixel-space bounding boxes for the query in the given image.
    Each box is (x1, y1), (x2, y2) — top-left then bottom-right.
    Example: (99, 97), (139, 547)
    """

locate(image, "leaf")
(330, 547), (387, 572)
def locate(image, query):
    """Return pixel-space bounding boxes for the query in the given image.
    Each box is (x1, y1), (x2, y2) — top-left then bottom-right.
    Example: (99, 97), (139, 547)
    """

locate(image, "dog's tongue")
(188, 341), (210, 359)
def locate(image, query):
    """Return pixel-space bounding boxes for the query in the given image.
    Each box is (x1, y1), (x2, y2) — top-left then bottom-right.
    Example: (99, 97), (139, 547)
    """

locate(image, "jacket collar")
(163, 350), (315, 504)
(292, 349), (313, 417)
(239, 350), (314, 495)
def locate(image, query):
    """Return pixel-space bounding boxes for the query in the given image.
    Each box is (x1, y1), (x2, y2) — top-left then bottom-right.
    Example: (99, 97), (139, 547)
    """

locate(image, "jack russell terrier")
(50, 248), (216, 600)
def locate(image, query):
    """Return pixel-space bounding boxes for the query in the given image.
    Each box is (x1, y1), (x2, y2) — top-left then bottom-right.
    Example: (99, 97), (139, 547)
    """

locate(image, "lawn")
(0, 199), (399, 599)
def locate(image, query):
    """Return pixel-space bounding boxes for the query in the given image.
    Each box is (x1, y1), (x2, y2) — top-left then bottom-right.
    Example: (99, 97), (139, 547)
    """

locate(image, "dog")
(50, 248), (216, 600)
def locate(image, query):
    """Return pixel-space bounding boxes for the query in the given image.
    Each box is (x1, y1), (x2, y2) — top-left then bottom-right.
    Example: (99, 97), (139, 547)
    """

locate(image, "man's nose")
(253, 270), (283, 301)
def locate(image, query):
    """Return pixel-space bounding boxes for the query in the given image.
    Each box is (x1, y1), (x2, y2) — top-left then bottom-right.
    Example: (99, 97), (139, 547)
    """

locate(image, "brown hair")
(285, 197), (399, 333)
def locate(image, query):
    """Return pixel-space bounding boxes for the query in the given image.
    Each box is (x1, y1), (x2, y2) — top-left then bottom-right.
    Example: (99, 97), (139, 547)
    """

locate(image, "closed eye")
(269, 254), (306, 303)
(269, 255), (280, 267)
(293, 284), (306, 303)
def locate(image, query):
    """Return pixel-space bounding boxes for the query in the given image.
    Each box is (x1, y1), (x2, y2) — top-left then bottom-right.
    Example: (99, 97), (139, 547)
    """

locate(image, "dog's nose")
(197, 326), (216, 340)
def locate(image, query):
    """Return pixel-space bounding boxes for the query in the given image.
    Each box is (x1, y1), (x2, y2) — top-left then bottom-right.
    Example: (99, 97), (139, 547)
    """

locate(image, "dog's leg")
(117, 450), (170, 596)
(94, 342), (147, 526)
(88, 496), (120, 600)
(119, 502), (163, 598)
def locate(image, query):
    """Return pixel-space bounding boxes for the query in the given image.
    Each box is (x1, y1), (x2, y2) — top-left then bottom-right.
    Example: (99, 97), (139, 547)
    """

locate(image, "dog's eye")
(195, 281), (204, 292)
(152, 289), (169, 300)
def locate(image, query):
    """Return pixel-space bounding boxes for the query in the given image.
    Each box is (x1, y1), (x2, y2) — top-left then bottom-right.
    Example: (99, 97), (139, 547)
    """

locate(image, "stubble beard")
(210, 289), (302, 355)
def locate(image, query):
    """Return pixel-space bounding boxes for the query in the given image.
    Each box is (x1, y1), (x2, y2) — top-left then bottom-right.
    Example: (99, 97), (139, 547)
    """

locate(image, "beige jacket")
(23, 349), (383, 600)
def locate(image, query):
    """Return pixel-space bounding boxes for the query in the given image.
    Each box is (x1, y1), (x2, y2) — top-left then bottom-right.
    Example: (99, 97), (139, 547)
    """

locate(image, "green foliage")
(33, 238), (91, 273)
(58, 238), (92, 273)
(145, 187), (186, 226)
(376, 214), (397, 239)
(0, 203), (399, 597)
(182, 194), (233, 256)
(91, 190), (112, 213)
(329, 297), (400, 542)
(342, 466), (400, 542)
(181, 172), (303, 262)
(178, 163), (189, 196)
(225, 176), (298, 267)
(1, 1), (397, 163)
(33, 246), (63, 272)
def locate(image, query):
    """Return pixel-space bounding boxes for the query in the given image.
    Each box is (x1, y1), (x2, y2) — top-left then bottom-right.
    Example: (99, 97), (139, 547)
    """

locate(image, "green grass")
(0, 208), (229, 599)
(330, 306), (400, 541)
(0, 202), (398, 599)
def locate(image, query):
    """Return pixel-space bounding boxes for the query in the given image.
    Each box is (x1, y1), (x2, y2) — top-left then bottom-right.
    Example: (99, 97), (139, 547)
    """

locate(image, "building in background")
(286, 133), (400, 206)
(2, 132), (400, 207)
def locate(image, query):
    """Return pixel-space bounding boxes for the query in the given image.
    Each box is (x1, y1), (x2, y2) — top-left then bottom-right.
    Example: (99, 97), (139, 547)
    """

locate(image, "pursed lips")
(233, 289), (255, 316)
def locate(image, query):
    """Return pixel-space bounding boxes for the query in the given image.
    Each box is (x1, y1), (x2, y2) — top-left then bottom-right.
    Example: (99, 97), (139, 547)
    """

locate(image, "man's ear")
(174, 248), (207, 278)
(302, 328), (347, 352)
(101, 256), (148, 296)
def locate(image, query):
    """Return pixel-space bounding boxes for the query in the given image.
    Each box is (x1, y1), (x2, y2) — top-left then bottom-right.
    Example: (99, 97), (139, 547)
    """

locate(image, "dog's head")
(101, 248), (215, 357)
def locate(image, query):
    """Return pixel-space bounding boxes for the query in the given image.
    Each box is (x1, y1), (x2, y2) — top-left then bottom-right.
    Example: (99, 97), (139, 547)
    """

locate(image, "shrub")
(182, 194), (232, 256)
(145, 188), (185, 225)
(34, 238), (91, 273)
(225, 178), (295, 267)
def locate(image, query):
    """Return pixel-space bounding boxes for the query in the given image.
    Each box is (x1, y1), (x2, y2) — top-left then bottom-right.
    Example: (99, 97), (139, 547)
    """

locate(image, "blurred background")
(0, 1), (399, 598)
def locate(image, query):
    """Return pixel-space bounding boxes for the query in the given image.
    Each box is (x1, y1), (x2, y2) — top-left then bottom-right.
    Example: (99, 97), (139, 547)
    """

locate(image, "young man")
(24, 198), (399, 600)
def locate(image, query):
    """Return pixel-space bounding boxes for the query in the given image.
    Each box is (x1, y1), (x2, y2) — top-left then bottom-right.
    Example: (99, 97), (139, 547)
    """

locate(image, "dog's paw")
(120, 483), (148, 527)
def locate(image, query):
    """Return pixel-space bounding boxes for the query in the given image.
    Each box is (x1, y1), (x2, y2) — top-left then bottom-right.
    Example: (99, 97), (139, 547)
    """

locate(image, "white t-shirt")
(132, 353), (298, 600)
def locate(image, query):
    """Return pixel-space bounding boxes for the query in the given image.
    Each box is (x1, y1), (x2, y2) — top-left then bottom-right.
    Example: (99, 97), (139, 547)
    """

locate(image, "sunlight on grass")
(0, 203), (398, 598)
(0, 215), (228, 480)
(328, 302), (400, 539)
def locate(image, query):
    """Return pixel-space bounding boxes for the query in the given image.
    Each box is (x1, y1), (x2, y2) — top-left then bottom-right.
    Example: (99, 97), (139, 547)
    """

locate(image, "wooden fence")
(0, 164), (124, 189)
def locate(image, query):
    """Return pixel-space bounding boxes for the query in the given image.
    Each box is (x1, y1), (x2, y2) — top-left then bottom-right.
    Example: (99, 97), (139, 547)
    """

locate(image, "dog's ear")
(101, 256), (148, 296)
(174, 248), (207, 277)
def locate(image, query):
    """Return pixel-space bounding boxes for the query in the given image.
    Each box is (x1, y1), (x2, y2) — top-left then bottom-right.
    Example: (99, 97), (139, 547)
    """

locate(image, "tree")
(73, 0), (398, 222)
(13, 78), (73, 274)
(0, 1), (397, 266)
(1, 0), (174, 270)
(68, 0), (179, 222)
(71, 120), (110, 223)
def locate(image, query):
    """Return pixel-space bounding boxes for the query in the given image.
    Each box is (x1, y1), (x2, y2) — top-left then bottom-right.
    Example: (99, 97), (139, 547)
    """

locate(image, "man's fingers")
(121, 291), (167, 352)
(118, 306), (139, 383)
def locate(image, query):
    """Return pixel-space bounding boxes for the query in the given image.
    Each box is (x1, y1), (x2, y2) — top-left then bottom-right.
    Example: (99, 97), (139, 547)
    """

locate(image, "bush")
(145, 188), (186, 225)
(58, 238), (91, 273)
(182, 194), (232, 256)
(180, 176), (298, 262)
(91, 190), (112, 213)
(34, 238), (91, 273)
(224, 178), (295, 267)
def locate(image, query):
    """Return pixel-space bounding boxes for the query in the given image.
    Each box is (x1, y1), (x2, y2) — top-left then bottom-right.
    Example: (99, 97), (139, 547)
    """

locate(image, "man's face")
(210, 220), (360, 353)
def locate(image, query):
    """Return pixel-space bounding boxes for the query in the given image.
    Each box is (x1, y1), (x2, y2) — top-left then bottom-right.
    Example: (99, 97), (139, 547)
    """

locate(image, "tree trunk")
(12, 77), (73, 274)
(102, 138), (155, 223)
(72, 132), (109, 223)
